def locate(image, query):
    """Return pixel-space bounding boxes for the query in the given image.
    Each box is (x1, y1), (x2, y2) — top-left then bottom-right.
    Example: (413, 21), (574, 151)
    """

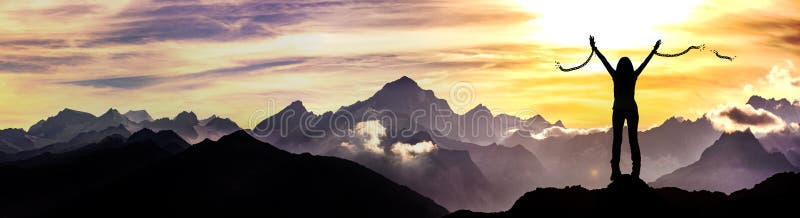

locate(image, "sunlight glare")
(516, 0), (703, 49)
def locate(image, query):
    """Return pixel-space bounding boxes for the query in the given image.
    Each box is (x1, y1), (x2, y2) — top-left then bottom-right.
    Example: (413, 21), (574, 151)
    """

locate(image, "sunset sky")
(1, 0), (799, 130)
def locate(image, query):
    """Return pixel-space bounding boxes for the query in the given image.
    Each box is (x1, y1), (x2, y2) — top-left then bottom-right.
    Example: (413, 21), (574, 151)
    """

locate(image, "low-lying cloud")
(531, 126), (608, 140)
(340, 120), (386, 155)
(391, 141), (437, 161)
(340, 120), (437, 160)
(706, 104), (787, 134)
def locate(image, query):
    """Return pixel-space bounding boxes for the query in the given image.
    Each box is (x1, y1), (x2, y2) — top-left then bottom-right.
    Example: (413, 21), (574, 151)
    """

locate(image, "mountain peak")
(218, 130), (258, 142)
(124, 110), (153, 123)
(57, 108), (95, 118)
(554, 120), (564, 127)
(380, 76), (423, 92)
(527, 114), (549, 124)
(205, 117), (241, 130)
(289, 100), (305, 108)
(392, 76), (418, 86)
(662, 116), (686, 126)
(466, 103), (492, 115)
(214, 130), (281, 153)
(282, 100), (308, 114)
(100, 108), (122, 117)
(721, 128), (755, 138)
(700, 129), (764, 161)
(175, 111), (199, 123)
(746, 95), (767, 104)
(747, 95), (792, 107)
(127, 128), (157, 142)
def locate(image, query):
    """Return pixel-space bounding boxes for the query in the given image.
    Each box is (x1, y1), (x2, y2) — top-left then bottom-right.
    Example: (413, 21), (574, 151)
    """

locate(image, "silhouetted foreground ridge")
(446, 173), (800, 217)
(0, 130), (447, 218)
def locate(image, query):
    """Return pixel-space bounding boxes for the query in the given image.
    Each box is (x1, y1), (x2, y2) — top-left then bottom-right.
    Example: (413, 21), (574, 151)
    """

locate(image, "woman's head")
(616, 57), (633, 74)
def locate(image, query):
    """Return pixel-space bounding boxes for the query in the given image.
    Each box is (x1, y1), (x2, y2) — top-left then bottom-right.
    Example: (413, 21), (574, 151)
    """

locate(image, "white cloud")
(741, 60), (800, 99)
(766, 60), (799, 87)
(531, 126), (608, 140)
(706, 104), (787, 134)
(391, 141), (438, 161)
(340, 120), (386, 155)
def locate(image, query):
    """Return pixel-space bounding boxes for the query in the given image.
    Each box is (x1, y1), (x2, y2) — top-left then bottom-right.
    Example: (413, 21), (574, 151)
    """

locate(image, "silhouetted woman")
(590, 36), (660, 180)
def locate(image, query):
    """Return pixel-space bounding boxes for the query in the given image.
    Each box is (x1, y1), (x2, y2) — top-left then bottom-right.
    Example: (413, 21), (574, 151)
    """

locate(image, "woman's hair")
(616, 57), (633, 75)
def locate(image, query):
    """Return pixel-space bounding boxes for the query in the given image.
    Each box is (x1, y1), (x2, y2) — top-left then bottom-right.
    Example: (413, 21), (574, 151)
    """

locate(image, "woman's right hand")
(653, 40), (662, 51)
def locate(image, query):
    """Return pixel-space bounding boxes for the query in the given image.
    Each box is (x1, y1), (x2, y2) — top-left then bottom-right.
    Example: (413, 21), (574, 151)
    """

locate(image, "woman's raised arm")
(635, 40), (661, 76)
(591, 36), (615, 77)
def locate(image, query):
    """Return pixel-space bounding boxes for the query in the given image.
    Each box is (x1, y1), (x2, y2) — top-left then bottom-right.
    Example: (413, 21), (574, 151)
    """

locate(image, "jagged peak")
(748, 95), (794, 107)
(526, 114), (549, 124)
(125, 109), (149, 114)
(281, 100), (308, 114)
(99, 108), (123, 117)
(662, 116), (684, 125)
(554, 120), (564, 127)
(720, 128), (755, 139)
(60, 108), (80, 113)
(56, 108), (95, 117)
(378, 76), (423, 93)
(174, 111), (198, 122)
(747, 95), (767, 103)
(176, 110), (196, 116)
(465, 103), (492, 115)
(389, 76), (418, 86)
(127, 128), (157, 142)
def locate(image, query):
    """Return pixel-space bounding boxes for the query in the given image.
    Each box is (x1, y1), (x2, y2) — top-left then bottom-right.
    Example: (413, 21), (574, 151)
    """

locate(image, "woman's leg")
(627, 109), (641, 177)
(611, 110), (625, 180)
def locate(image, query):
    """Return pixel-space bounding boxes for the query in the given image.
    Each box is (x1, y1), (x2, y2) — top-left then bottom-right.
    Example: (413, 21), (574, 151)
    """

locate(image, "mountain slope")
(427, 131), (546, 207)
(0, 125), (131, 162)
(0, 130), (448, 218)
(58, 131), (448, 218)
(141, 111), (201, 141)
(651, 130), (798, 193)
(516, 116), (720, 188)
(27, 108), (99, 143)
(0, 129), (185, 216)
(248, 76), (556, 211)
(0, 128), (34, 153)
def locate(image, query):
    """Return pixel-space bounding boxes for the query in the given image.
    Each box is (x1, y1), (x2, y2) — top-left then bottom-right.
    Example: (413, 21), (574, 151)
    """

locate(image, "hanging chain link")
(556, 50), (594, 72)
(655, 44), (705, 57)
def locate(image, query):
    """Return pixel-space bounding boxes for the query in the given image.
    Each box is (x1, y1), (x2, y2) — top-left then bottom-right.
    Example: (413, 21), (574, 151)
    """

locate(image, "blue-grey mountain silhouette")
(651, 130), (798, 193)
(123, 110), (153, 123)
(0, 128), (34, 153)
(747, 95), (800, 123)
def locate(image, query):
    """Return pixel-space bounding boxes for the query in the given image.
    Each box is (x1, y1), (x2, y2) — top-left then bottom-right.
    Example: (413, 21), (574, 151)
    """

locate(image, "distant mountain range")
(1, 76), (799, 213)
(250, 76), (556, 211)
(0, 108), (240, 151)
(747, 95), (800, 168)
